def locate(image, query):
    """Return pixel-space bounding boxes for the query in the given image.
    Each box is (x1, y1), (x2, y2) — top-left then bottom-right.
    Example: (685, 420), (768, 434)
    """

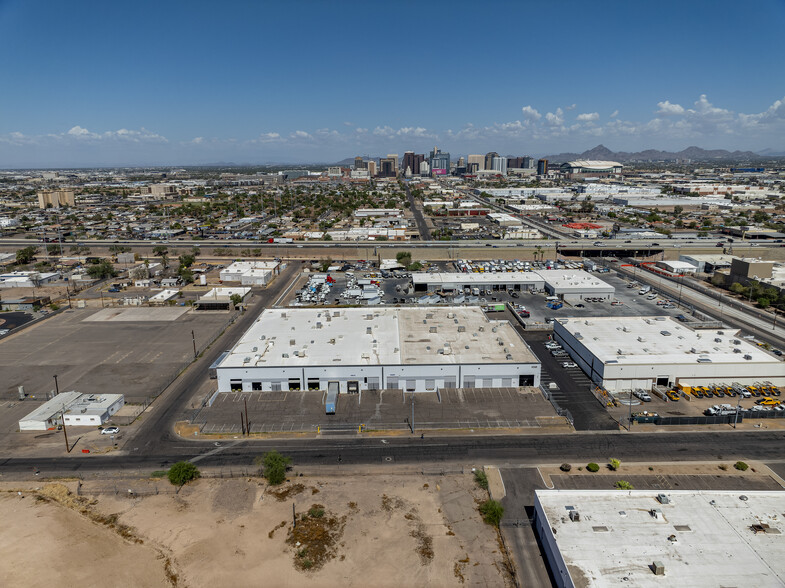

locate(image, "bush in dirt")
(167, 461), (200, 486)
(615, 480), (634, 490)
(734, 461), (749, 471)
(609, 458), (621, 471)
(560, 463), (572, 472)
(474, 470), (489, 490)
(479, 499), (504, 527)
(261, 450), (292, 485)
(586, 463), (600, 473)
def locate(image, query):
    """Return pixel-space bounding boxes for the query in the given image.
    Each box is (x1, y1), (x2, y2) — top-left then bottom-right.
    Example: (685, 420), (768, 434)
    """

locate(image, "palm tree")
(534, 245), (543, 263)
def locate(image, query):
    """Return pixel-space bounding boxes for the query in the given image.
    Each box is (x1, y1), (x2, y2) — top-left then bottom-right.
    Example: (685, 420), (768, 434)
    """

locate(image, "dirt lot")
(0, 474), (511, 587)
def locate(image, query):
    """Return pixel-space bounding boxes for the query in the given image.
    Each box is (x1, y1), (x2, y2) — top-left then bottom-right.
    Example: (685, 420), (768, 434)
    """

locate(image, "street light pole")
(53, 374), (59, 396)
(191, 330), (197, 359)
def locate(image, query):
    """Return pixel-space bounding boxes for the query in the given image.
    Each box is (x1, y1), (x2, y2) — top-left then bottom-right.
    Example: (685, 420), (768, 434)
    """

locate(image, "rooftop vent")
(661, 331), (671, 336)
(657, 494), (670, 504)
(697, 358), (712, 363)
(458, 326), (466, 332)
(429, 326), (437, 333)
(290, 339), (296, 346)
(366, 327), (372, 335)
(316, 322), (322, 329)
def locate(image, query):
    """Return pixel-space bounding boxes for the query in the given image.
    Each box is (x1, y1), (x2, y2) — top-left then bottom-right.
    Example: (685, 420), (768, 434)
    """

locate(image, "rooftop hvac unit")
(366, 327), (372, 334)
(252, 346), (258, 352)
(652, 561), (665, 576)
(243, 356), (251, 363)
(282, 353), (289, 358)
(733, 348), (741, 353)
(290, 339), (296, 346)
(492, 327), (498, 333)
(744, 354), (752, 360)
(281, 312), (287, 318)
(260, 335), (266, 340)
(638, 336), (646, 342)
(429, 326), (437, 333)
(457, 325), (466, 332)
(293, 350), (299, 357)
(438, 349), (444, 354)
(506, 354), (513, 360)
(569, 510), (581, 522)
(316, 322), (322, 329)
(447, 312), (455, 319)
(733, 339), (741, 345)
(661, 331), (671, 336)
(714, 338), (722, 343)
(657, 494), (670, 504)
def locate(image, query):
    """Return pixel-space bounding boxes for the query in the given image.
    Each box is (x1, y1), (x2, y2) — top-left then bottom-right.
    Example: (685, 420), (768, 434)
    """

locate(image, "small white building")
(219, 260), (280, 285)
(148, 289), (180, 304)
(655, 260), (697, 275)
(537, 270), (615, 303)
(553, 316), (785, 391)
(19, 392), (124, 431)
(0, 271), (60, 288)
(215, 307), (541, 393)
(197, 287), (251, 310)
(535, 489), (785, 588)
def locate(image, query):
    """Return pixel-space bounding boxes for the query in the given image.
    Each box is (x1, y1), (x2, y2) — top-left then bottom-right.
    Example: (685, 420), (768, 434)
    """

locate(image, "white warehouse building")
(215, 307), (541, 393)
(413, 272), (545, 293)
(535, 489), (785, 588)
(536, 270), (615, 303)
(219, 260), (280, 285)
(19, 392), (125, 431)
(553, 316), (785, 391)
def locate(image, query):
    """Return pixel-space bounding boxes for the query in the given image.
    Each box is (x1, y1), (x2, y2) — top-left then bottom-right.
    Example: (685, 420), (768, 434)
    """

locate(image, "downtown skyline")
(1, 0), (784, 167)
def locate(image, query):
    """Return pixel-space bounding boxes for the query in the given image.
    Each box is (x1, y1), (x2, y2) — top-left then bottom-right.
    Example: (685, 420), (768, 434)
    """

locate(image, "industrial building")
(214, 307), (541, 393)
(553, 316), (785, 391)
(219, 260), (280, 285)
(559, 160), (623, 179)
(678, 254), (735, 274)
(413, 272), (545, 293)
(536, 270), (615, 303)
(196, 287), (251, 310)
(535, 489), (785, 588)
(19, 392), (124, 431)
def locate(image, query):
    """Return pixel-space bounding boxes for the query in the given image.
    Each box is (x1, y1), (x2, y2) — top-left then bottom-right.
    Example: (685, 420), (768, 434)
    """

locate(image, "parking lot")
(0, 307), (232, 403)
(193, 386), (567, 434)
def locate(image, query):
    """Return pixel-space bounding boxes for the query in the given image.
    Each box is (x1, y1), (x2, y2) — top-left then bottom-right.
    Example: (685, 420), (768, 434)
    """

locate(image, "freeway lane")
(5, 430), (785, 476)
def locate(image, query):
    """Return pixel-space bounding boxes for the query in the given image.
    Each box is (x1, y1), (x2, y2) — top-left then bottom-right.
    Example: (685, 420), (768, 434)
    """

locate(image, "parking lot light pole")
(191, 330), (197, 359)
(53, 374), (59, 396)
(734, 394), (742, 429)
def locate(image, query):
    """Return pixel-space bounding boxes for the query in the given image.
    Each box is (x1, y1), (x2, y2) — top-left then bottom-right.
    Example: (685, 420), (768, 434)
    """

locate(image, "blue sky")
(1, 0), (784, 166)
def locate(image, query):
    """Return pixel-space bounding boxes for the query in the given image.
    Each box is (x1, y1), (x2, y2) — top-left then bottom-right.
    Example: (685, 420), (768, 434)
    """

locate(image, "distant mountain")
(757, 148), (785, 157)
(542, 144), (767, 163)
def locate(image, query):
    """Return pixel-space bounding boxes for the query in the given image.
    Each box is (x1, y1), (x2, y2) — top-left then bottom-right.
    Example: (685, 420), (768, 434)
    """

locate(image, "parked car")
(633, 390), (652, 402)
(562, 362), (577, 368)
(100, 426), (119, 435)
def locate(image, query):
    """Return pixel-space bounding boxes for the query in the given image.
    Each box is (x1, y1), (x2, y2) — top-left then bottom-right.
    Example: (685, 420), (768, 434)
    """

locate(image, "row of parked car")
(704, 402), (784, 416)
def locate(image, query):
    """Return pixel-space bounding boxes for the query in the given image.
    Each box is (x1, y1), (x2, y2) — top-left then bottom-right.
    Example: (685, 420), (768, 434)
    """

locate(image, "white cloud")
(656, 100), (685, 116)
(68, 125), (92, 137)
(609, 110), (619, 118)
(355, 127), (368, 134)
(291, 130), (311, 139)
(521, 105), (541, 120)
(545, 108), (564, 126)
(190, 137), (204, 144)
(565, 104), (577, 111)
(576, 112), (599, 122)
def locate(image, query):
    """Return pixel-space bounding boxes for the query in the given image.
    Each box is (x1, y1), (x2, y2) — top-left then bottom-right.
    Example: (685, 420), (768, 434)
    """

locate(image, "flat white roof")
(658, 260), (697, 270)
(199, 287), (251, 301)
(219, 306), (538, 368)
(19, 391), (81, 424)
(149, 289), (179, 301)
(222, 261), (279, 273)
(557, 316), (778, 366)
(537, 270), (615, 293)
(413, 272), (544, 286)
(537, 489), (785, 588)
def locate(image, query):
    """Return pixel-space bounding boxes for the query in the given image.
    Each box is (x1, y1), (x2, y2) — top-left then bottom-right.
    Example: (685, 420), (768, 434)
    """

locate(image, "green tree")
(396, 251), (412, 268)
(259, 450), (291, 485)
(46, 244), (60, 255)
(478, 499), (504, 527)
(729, 282), (745, 295)
(178, 253), (195, 269)
(757, 297), (770, 309)
(615, 480), (634, 490)
(167, 461), (200, 486)
(86, 260), (117, 279)
(16, 246), (38, 265)
(229, 293), (243, 307)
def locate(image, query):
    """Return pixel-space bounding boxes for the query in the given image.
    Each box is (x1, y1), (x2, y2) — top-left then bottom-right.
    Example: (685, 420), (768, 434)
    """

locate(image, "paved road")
(499, 468), (555, 588)
(5, 430), (785, 477)
(404, 183), (431, 241)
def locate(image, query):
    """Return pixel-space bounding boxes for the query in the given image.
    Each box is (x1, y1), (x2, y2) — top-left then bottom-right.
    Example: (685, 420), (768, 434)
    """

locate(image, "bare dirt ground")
(0, 473), (511, 588)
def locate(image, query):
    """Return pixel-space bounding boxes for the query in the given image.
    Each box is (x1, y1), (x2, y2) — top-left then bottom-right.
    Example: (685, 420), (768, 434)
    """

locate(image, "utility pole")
(411, 394), (415, 434)
(53, 374), (59, 396)
(244, 397), (249, 435)
(191, 330), (197, 359)
(734, 393), (742, 429)
(61, 409), (70, 452)
(240, 411), (245, 435)
(627, 391), (633, 431)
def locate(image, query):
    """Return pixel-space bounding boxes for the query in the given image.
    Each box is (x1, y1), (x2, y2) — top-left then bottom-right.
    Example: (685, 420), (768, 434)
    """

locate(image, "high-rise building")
(523, 156), (534, 169)
(366, 160), (377, 177)
(429, 146), (450, 176)
(484, 152), (499, 171)
(354, 156), (366, 170)
(467, 154), (485, 171)
(387, 154), (399, 172)
(457, 156), (466, 168)
(467, 162), (480, 174)
(420, 160), (430, 176)
(507, 157), (525, 169)
(379, 158), (396, 178)
(403, 152), (424, 176)
(491, 156), (508, 176)
(537, 159), (548, 175)
(37, 189), (75, 209)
